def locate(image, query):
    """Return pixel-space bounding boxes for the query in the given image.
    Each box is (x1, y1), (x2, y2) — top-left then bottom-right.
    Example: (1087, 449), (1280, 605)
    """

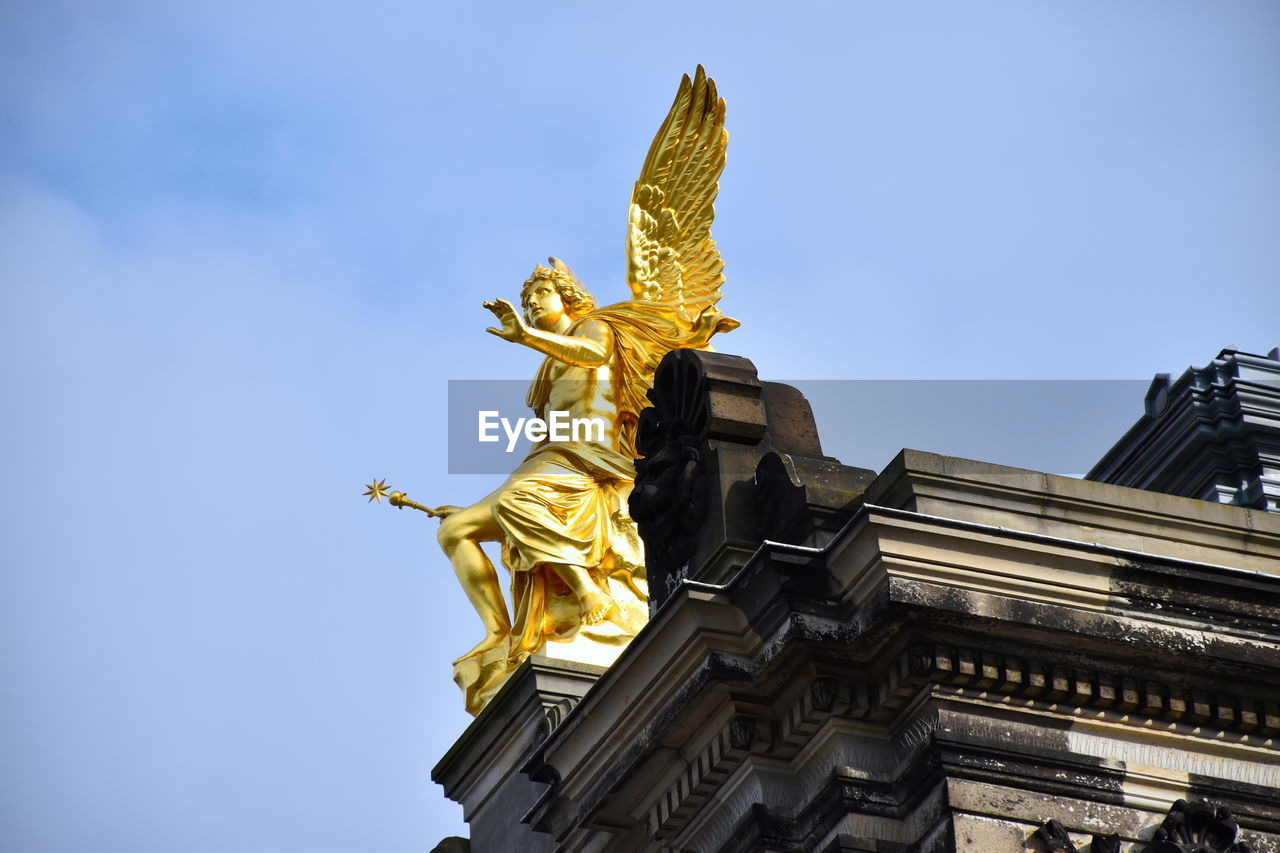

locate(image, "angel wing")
(625, 65), (728, 319)
(527, 70), (736, 459)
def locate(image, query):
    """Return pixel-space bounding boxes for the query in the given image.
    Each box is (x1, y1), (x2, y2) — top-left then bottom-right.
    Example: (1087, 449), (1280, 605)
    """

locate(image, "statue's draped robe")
(453, 301), (733, 713)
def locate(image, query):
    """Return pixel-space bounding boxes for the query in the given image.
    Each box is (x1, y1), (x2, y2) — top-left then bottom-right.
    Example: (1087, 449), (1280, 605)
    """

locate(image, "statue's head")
(520, 264), (596, 329)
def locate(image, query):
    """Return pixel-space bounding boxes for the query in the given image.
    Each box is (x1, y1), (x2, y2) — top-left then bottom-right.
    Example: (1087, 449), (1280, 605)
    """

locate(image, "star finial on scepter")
(363, 478), (392, 503)
(362, 478), (443, 516)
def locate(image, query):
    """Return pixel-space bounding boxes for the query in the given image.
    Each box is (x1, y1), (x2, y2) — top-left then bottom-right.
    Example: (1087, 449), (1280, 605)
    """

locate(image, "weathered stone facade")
(433, 349), (1280, 853)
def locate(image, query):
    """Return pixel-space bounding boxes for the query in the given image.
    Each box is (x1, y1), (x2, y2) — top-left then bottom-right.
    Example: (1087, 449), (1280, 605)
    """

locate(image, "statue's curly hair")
(520, 265), (596, 321)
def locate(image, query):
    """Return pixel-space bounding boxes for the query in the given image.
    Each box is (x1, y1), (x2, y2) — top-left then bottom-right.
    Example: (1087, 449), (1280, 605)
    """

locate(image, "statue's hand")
(427, 505), (463, 519)
(483, 298), (529, 344)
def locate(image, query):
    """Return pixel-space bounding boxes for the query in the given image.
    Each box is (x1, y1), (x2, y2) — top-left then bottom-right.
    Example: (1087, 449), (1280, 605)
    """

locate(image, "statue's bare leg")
(553, 564), (614, 625)
(617, 570), (646, 602)
(437, 498), (511, 659)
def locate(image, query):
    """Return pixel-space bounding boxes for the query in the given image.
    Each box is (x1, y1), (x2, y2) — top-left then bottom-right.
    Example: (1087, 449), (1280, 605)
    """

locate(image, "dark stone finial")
(633, 350), (878, 610)
(1142, 799), (1250, 853)
(1034, 820), (1122, 853)
(630, 350), (724, 590)
(633, 349), (846, 608)
(1093, 835), (1122, 853)
(1035, 819), (1079, 853)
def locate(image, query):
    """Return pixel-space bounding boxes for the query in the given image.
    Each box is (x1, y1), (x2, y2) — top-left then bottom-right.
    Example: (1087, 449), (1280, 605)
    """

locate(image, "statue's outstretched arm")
(483, 298), (612, 368)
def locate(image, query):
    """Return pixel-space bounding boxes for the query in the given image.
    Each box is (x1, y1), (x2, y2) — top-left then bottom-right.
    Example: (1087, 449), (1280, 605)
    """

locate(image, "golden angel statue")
(428, 67), (737, 713)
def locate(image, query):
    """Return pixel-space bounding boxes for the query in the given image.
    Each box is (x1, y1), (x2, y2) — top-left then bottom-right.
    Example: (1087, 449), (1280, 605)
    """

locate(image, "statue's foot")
(579, 589), (614, 626)
(458, 632), (508, 661)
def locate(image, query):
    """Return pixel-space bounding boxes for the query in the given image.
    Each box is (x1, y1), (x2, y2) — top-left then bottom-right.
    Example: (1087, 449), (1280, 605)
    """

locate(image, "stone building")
(433, 347), (1280, 853)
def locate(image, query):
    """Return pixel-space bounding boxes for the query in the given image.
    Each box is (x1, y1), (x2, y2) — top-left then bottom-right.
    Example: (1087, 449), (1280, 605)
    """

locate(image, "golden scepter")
(362, 478), (453, 517)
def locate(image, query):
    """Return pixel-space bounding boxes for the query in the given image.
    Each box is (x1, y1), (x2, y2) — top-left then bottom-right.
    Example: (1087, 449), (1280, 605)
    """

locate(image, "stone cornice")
(865, 451), (1280, 573)
(519, 451), (1280, 845)
(522, 523), (1278, 843)
(432, 656), (603, 820)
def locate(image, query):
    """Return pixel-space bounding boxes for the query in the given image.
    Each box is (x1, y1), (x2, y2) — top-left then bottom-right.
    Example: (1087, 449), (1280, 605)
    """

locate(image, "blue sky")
(2, 1), (1277, 850)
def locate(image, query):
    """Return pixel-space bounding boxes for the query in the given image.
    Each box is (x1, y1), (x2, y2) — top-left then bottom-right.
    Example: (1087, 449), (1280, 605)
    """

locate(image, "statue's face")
(522, 280), (567, 330)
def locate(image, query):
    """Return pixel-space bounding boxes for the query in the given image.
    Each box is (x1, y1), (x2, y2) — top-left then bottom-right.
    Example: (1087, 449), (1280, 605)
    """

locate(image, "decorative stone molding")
(671, 635), (1277, 836)
(537, 697), (578, 740)
(647, 714), (768, 840)
(729, 715), (758, 750)
(1143, 799), (1251, 853)
(906, 643), (1279, 738)
(654, 642), (1250, 847)
(812, 677), (839, 712)
(780, 678), (849, 748)
(530, 600), (1277, 846)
